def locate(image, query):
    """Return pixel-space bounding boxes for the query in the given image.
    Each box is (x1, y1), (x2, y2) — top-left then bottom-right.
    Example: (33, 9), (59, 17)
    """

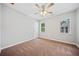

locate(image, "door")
(34, 20), (40, 39)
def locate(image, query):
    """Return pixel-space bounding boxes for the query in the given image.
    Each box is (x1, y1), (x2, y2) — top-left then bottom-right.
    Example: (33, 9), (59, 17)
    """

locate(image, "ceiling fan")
(35, 3), (54, 16)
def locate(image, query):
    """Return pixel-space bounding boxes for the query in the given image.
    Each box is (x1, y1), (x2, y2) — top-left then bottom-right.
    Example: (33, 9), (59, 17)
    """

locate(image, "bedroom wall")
(0, 4), (2, 52)
(40, 11), (77, 44)
(76, 8), (79, 47)
(1, 4), (35, 49)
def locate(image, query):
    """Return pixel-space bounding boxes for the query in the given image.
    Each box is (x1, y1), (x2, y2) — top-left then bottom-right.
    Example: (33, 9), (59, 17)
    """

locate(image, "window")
(41, 23), (45, 32)
(60, 19), (70, 33)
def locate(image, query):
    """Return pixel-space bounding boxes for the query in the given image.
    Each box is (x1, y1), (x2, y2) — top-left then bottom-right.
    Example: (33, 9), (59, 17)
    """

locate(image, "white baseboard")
(1, 38), (37, 50)
(40, 37), (78, 47)
(1, 37), (79, 50)
(75, 43), (79, 48)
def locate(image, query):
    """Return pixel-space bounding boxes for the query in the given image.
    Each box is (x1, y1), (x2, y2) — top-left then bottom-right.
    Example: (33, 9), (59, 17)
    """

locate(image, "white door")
(34, 20), (40, 39)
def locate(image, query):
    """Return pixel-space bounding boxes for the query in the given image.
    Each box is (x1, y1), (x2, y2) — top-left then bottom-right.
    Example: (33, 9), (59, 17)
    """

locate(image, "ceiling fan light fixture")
(40, 10), (48, 16)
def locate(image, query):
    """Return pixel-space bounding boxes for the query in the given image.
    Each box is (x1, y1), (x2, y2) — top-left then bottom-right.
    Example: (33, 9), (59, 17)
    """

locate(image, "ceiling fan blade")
(47, 3), (54, 9)
(41, 4), (45, 11)
(48, 12), (53, 14)
(10, 3), (15, 5)
(35, 4), (42, 11)
(35, 4), (40, 8)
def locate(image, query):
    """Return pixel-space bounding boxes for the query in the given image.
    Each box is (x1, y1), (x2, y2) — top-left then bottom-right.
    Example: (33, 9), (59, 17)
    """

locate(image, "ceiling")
(5, 3), (79, 19)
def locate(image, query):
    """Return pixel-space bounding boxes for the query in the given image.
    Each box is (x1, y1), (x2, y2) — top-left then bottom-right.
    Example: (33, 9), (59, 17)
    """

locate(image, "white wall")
(0, 4), (2, 52)
(40, 11), (77, 44)
(76, 8), (79, 47)
(2, 5), (35, 49)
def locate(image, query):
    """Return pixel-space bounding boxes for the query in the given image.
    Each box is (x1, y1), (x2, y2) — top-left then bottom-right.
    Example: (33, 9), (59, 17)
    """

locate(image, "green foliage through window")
(41, 23), (45, 32)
